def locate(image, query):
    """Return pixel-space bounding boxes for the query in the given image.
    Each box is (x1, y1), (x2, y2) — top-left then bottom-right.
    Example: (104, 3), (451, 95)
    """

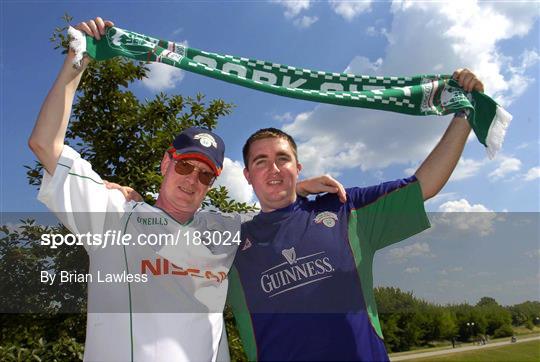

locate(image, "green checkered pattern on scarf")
(68, 26), (512, 158)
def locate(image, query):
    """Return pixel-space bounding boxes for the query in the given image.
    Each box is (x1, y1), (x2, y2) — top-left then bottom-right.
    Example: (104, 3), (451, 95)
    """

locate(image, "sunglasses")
(173, 159), (216, 186)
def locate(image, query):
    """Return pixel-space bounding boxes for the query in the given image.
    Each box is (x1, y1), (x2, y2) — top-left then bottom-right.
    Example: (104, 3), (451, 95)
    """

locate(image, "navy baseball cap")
(167, 127), (225, 175)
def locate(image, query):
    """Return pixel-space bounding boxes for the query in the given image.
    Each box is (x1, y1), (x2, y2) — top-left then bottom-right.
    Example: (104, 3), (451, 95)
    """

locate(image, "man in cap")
(29, 17), (343, 362)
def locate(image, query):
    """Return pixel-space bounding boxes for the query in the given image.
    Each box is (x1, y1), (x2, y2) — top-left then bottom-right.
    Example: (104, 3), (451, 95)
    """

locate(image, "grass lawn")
(389, 332), (540, 358)
(406, 340), (540, 362)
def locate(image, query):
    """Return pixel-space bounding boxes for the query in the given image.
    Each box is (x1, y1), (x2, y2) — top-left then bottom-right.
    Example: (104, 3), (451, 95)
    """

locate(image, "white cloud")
(439, 198), (491, 213)
(425, 192), (458, 207)
(488, 156), (522, 180)
(366, 26), (390, 40)
(387, 1), (539, 103)
(293, 15), (319, 28)
(329, 0), (372, 21)
(524, 249), (540, 259)
(281, 1), (539, 175)
(142, 62), (185, 91)
(272, 0), (311, 18)
(285, 107), (444, 177)
(436, 198), (496, 236)
(213, 158), (255, 204)
(293, 129), (369, 177)
(515, 142), (529, 150)
(366, 26), (377, 36)
(439, 266), (463, 275)
(524, 166), (540, 181)
(503, 49), (540, 104)
(403, 166), (416, 175)
(387, 242), (435, 262)
(272, 112), (295, 122)
(519, 49), (540, 70)
(405, 266), (420, 273)
(451, 158), (487, 181)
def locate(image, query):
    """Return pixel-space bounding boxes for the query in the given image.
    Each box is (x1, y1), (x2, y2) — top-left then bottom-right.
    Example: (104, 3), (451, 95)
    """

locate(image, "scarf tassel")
(67, 26), (87, 69)
(486, 106), (512, 159)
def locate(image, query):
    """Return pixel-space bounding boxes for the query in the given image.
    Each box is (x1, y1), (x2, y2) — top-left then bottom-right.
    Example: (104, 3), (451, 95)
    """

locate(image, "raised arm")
(415, 69), (484, 200)
(28, 17), (113, 175)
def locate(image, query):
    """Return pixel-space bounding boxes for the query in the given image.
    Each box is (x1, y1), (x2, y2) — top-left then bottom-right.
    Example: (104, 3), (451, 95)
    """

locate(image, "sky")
(1, 1), (539, 305)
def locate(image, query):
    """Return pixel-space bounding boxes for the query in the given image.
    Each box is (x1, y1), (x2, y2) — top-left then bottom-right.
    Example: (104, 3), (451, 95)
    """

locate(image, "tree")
(421, 307), (457, 343)
(0, 221), (87, 361)
(479, 304), (512, 336)
(379, 315), (401, 352)
(437, 310), (458, 341)
(493, 324), (514, 338)
(508, 301), (540, 327)
(476, 296), (499, 308)
(3, 14), (253, 361)
(375, 287), (427, 351)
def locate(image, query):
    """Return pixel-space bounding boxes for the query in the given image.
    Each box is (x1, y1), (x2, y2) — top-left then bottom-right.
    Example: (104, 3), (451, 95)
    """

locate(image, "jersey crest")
(314, 211), (338, 228)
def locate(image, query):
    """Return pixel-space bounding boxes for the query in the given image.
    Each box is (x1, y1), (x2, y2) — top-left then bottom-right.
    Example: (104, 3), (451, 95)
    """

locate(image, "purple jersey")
(228, 176), (430, 361)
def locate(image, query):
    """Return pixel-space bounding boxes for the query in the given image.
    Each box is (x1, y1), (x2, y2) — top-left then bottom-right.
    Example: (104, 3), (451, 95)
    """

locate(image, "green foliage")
(0, 314), (86, 361)
(374, 288), (536, 352)
(476, 296), (499, 307)
(1, 220), (88, 361)
(204, 187), (258, 213)
(481, 304), (512, 336)
(418, 307), (458, 343)
(224, 305), (248, 361)
(509, 301), (540, 327)
(379, 314), (400, 351)
(524, 319), (535, 330)
(493, 324), (514, 338)
(375, 287), (432, 351)
(0, 221), (87, 314)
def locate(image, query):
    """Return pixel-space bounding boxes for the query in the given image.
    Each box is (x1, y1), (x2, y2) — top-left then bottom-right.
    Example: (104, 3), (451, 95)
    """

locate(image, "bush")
(493, 324), (514, 338)
(0, 315), (85, 362)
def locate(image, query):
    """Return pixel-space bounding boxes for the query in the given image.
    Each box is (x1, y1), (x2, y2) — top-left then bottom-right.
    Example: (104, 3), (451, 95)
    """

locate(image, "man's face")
(160, 157), (214, 215)
(243, 137), (301, 212)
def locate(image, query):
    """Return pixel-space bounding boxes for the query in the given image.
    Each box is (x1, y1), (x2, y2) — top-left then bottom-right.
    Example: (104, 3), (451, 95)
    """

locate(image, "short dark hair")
(242, 128), (298, 168)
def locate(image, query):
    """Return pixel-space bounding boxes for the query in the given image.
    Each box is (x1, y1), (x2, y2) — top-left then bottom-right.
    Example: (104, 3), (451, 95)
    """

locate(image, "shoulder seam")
(350, 180), (418, 212)
(67, 171), (104, 185)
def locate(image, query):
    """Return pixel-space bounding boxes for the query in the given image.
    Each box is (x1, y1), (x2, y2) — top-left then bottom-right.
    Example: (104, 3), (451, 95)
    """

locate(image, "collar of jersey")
(255, 196), (308, 224)
(153, 205), (194, 226)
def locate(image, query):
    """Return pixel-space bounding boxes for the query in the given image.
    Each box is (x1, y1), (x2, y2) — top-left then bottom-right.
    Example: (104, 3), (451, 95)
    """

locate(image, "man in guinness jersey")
(229, 69), (484, 361)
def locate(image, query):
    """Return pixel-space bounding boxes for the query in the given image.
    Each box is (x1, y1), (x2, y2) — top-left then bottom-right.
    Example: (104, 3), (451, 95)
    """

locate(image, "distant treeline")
(375, 286), (540, 352)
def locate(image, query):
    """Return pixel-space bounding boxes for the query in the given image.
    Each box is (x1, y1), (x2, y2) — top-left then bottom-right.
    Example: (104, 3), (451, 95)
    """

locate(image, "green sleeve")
(350, 180), (430, 252)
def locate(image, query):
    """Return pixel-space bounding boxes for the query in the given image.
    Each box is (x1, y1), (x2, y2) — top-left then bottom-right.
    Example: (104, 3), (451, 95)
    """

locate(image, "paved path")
(390, 335), (540, 361)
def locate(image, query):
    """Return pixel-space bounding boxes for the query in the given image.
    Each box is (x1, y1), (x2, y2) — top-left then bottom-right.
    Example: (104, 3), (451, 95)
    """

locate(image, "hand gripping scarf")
(68, 26), (512, 158)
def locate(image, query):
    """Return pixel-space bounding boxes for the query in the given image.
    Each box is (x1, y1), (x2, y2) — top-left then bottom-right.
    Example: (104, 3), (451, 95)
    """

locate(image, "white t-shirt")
(38, 145), (242, 362)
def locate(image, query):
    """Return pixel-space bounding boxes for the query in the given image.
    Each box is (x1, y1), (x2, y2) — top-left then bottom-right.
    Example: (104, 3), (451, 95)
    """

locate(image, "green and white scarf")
(68, 26), (511, 158)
